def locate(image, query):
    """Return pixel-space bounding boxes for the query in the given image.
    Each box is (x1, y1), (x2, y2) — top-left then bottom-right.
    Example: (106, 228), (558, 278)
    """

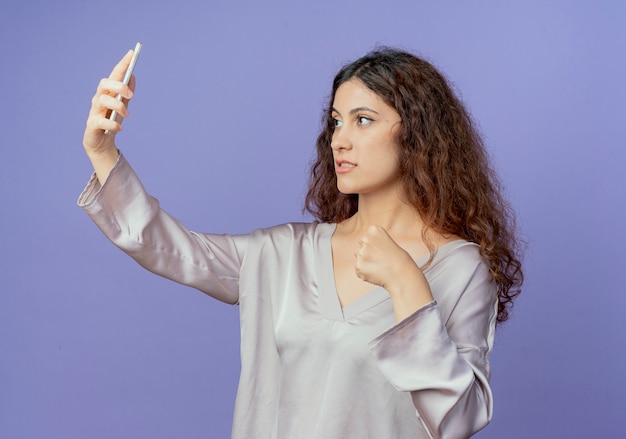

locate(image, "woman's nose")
(331, 127), (352, 151)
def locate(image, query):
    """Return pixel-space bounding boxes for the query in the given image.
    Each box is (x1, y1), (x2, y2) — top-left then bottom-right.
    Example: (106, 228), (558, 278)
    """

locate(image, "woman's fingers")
(90, 49), (136, 115)
(99, 93), (129, 117)
(354, 225), (421, 289)
(89, 93), (127, 123)
(89, 52), (137, 122)
(85, 109), (122, 134)
(83, 51), (137, 155)
(95, 77), (134, 103)
(110, 49), (133, 80)
(85, 83), (127, 141)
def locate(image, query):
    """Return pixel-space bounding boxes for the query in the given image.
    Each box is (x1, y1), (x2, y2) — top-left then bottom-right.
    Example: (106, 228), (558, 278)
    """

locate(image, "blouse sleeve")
(368, 251), (497, 439)
(77, 153), (245, 304)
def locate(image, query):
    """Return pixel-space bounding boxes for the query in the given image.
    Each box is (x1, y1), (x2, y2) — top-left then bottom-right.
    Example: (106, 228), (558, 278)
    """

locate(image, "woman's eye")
(357, 116), (373, 125)
(333, 118), (343, 127)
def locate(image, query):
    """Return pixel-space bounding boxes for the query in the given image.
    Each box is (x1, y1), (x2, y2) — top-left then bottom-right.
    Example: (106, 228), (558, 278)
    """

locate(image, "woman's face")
(331, 79), (403, 198)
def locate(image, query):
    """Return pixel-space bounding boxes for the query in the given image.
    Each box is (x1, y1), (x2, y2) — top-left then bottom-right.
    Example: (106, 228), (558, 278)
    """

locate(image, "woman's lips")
(335, 160), (356, 174)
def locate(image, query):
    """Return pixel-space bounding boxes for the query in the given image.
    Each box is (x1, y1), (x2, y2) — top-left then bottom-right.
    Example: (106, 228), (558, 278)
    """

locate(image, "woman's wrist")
(87, 147), (120, 185)
(386, 263), (434, 322)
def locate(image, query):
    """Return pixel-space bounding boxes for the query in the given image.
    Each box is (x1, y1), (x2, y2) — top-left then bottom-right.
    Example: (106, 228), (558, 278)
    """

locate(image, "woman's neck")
(343, 191), (424, 239)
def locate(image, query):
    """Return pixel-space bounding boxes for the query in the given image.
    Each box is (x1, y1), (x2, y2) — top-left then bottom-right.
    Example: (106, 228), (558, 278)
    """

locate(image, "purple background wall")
(1, 1), (624, 437)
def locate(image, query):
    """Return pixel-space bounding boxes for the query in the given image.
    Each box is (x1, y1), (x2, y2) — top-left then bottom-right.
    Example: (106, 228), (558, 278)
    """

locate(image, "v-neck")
(314, 223), (404, 322)
(314, 222), (468, 322)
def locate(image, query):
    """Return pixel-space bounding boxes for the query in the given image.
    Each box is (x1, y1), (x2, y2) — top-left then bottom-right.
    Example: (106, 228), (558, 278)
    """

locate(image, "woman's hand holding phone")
(83, 43), (141, 184)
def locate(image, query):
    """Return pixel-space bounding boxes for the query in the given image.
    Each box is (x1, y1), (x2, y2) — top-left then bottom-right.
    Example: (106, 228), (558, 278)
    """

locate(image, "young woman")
(79, 48), (523, 438)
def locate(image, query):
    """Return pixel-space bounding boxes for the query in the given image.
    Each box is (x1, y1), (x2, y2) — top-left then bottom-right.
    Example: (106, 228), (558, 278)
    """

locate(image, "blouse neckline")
(314, 222), (470, 322)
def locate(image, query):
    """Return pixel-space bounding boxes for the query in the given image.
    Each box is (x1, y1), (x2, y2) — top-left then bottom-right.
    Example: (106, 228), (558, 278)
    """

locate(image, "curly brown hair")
(305, 48), (523, 323)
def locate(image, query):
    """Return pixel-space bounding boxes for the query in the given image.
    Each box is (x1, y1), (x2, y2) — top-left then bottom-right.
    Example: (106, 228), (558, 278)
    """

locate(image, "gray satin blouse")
(78, 154), (498, 439)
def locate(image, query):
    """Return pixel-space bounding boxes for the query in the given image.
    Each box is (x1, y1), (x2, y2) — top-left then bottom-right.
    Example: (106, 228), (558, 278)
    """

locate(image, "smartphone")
(104, 42), (142, 135)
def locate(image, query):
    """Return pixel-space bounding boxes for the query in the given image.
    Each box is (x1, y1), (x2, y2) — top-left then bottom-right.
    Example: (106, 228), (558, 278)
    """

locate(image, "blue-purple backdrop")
(1, 1), (624, 437)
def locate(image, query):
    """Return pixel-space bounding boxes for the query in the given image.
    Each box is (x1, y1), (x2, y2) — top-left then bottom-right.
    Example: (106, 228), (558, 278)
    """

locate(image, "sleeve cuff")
(368, 301), (472, 391)
(77, 152), (124, 208)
